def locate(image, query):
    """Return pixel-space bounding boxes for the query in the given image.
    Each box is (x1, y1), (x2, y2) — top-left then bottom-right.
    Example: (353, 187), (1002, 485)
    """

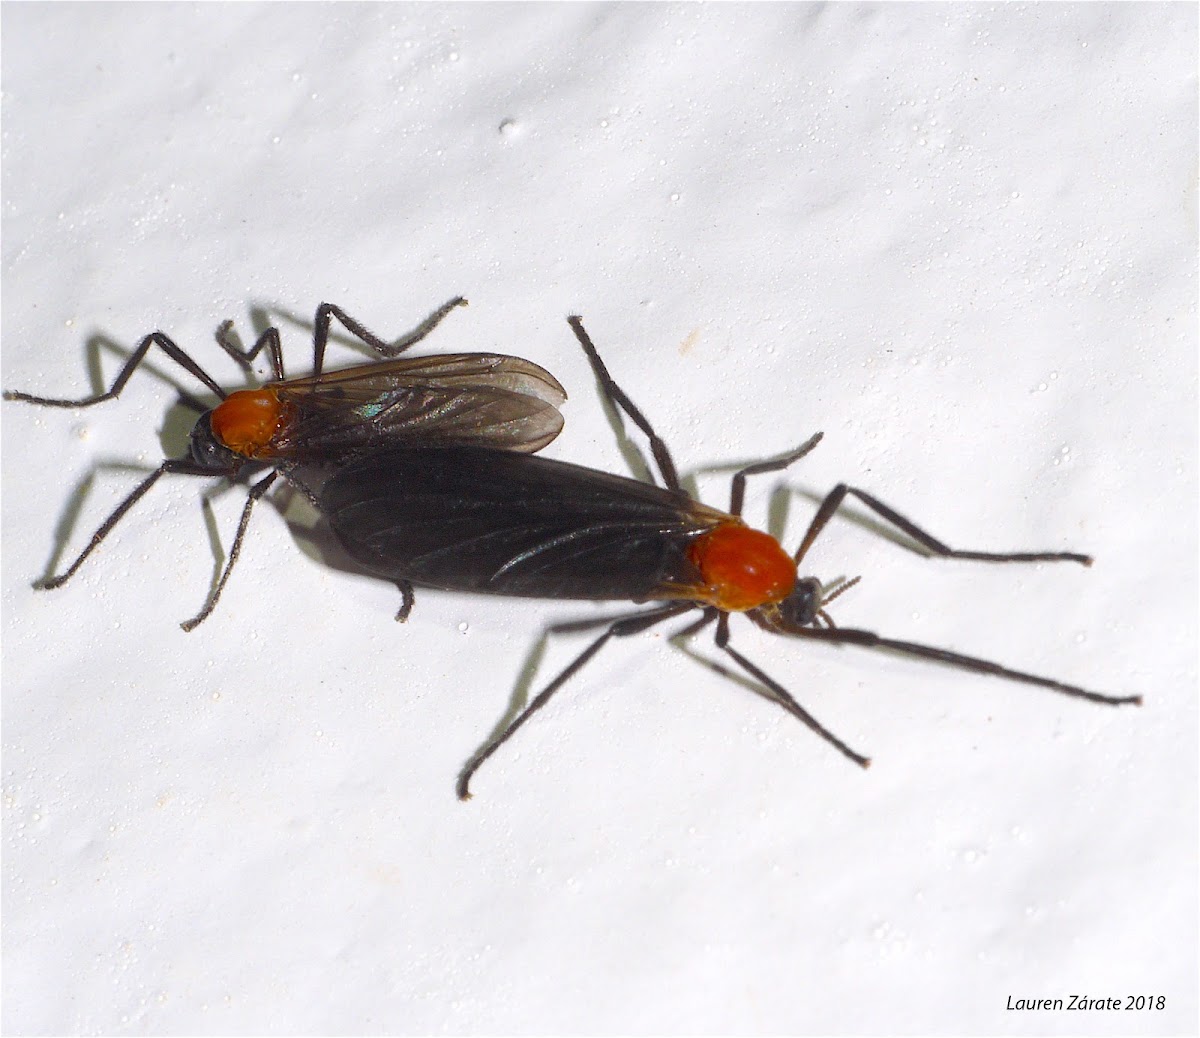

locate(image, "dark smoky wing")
(274, 354), (567, 458)
(318, 447), (727, 601)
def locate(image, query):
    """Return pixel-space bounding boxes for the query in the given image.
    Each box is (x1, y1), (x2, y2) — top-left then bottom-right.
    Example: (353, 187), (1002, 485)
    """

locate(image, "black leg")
(790, 624), (1141, 707)
(457, 601), (696, 800)
(5, 298), (469, 407)
(4, 332), (228, 408)
(714, 614), (871, 768)
(394, 580), (416, 622)
(566, 316), (683, 493)
(215, 322), (285, 380)
(180, 471), (279, 631)
(311, 297), (468, 376)
(669, 607), (721, 644)
(35, 458), (235, 591)
(793, 483), (1093, 567)
(728, 433), (824, 517)
(665, 608), (751, 687)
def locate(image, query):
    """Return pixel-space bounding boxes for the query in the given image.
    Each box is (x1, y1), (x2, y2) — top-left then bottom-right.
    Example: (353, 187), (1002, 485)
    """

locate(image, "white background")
(3, 4), (1195, 1035)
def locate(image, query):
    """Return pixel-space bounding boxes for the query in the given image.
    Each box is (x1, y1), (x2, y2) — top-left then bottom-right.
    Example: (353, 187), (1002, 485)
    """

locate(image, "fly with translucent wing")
(4, 298), (566, 629)
(313, 316), (1141, 799)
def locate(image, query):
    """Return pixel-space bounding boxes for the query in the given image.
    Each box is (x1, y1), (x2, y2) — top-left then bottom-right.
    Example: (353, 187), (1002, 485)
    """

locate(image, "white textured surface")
(2, 5), (1195, 1034)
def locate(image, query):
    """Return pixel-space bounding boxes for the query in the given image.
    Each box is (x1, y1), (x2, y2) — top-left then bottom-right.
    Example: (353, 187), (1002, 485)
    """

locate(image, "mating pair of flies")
(6, 299), (1139, 798)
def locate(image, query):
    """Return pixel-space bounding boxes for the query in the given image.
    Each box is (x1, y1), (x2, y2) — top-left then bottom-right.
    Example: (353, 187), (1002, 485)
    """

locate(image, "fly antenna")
(814, 575), (861, 628)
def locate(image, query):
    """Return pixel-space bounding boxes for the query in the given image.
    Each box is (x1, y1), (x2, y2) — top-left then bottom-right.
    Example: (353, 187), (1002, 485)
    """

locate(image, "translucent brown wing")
(279, 353), (567, 405)
(269, 353), (568, 460)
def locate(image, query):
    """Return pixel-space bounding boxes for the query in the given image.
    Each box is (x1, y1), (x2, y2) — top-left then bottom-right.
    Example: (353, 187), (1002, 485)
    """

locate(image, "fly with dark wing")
(314, 316), (1140, 799)
(5, 298), (566, 629)
(319, 446), (732, 602)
